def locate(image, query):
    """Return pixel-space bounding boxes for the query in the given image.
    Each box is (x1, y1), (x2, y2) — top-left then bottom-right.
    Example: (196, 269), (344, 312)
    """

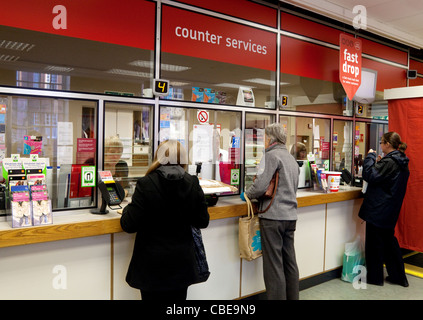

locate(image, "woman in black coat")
(358, 132), (409, 287)
(120, 140), (209, 300)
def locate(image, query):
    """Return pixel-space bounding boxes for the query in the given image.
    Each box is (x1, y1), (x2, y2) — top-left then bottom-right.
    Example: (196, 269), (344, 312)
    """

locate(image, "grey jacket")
(246, 143), (299, 221)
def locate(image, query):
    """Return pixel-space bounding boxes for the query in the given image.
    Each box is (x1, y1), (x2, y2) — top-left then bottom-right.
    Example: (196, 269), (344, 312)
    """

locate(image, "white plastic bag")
(341, 236), (365, 283)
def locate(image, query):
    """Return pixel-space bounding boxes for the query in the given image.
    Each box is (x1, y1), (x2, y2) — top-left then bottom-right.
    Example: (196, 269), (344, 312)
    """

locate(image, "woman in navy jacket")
(359, 132), (409, 287)
(120, 140), (209, 300)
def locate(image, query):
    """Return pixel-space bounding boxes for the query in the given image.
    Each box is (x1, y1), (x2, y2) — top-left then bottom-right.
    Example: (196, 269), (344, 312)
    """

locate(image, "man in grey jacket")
(245, 123), (300, 300)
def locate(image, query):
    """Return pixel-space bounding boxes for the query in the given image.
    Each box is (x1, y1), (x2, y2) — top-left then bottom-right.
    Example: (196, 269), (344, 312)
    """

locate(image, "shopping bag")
(239, 194), (262, 261)
(341, 236), (365, 283)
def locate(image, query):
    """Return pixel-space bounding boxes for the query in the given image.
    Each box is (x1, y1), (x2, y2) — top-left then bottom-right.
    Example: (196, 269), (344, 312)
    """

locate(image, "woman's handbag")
(239, 194), (262, 261)
(192, 226), (210, 284)
(257, 171), (279, 213)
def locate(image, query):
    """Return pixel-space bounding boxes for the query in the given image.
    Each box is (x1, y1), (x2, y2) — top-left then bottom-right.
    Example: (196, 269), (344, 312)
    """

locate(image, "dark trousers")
(140, 287), (188, 300)
(365, 222), (407, 285)
(260, 218), (299, 300)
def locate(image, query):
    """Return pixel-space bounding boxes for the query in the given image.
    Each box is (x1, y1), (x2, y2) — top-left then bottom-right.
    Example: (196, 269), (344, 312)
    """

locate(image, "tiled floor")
(300, 269), (423, 300)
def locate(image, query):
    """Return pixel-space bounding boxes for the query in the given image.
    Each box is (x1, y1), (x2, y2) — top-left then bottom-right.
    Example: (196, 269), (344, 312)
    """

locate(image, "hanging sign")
(339, 33), (362, 100)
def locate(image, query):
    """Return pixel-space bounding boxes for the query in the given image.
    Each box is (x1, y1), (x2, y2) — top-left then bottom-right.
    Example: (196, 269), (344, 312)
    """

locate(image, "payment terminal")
(91, 171), (125, 214)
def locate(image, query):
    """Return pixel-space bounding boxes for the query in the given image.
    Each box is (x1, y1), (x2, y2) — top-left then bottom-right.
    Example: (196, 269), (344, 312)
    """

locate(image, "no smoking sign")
(197, 110), (209, 124)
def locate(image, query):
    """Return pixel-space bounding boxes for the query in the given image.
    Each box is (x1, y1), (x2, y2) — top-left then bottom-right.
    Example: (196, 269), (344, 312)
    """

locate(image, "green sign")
(81, 166), (96, 187)
(230, 169), (240, 185)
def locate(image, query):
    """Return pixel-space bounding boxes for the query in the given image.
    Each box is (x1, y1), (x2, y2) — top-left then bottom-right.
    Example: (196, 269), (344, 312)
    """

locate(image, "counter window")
(159, 106), (241, 193)
(280, 115), (331, 188)
(244, 113), (274, 190)
(1, 94), (98, 211)
(333, 120), (353, 174)
(104, 102), (153, 194)
(353, 122), (388, 178)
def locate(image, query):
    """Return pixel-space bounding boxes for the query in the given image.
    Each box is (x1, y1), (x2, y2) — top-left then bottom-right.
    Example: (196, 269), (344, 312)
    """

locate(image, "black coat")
(120, 166), (209, 290)
(358, 150), (409, 229)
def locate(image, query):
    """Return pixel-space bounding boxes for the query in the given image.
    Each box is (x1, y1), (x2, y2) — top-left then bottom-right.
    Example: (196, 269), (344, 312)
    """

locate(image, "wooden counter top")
(0, 187), (362, 249)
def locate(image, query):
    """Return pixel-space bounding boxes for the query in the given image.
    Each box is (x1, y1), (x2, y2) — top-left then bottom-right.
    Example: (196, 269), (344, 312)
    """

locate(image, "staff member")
(245, 123), (300, 300)
(359, 132), (410, 287)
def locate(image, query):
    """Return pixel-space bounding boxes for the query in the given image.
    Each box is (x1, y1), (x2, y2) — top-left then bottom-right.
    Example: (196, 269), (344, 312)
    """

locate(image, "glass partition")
(280, 115), (331, 188)
(1, 94), (98, 211)
(333, 120), (353, 174)
(353, 121), (388, 178)
(104, 102), (154, 195)
(159, 106), (242, 193)
(244, 113), (274, 190)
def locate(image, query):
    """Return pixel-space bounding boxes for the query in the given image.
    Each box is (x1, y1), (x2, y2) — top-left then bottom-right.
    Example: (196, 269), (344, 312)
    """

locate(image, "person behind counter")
(245, 123), (300, 300)
(358, 132), (410, 287)
(120, 140), (210, 300)
(104, 136), (128, 188)
(290, 142), (307, 160)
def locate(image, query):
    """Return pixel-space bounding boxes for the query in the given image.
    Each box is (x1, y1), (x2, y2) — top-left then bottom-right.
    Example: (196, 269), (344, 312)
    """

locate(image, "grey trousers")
(260, 218), (299, 300)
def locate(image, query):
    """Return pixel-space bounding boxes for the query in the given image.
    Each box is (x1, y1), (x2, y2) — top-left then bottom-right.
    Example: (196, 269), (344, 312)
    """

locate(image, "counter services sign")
(339, 34), (362, 100)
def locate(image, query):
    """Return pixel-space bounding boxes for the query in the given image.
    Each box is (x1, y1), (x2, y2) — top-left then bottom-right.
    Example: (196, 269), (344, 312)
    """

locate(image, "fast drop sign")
(339, 34), (362, 100)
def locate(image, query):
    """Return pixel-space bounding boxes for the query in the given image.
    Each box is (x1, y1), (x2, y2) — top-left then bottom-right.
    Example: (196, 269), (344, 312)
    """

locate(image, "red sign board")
(339, 34), (362, 100)
(162, 5), (276, 71)
(0, 0), (155, 50)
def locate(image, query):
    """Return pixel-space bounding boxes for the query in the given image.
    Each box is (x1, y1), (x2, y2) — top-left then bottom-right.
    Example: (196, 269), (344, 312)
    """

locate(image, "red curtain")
(389, 98), (423, 252)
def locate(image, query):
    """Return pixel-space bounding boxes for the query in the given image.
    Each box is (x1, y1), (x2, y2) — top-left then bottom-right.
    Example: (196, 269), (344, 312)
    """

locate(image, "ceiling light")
(0, 40), (35, 52)
(45, 65), (74, 73)
(0, 54), (19, 62)
(243, 78), (276, 86)
(214, 83), (256, 89)
(106, 69), (152, 78)
(129, 60), (191, 72)
(170, 81), (190, 87)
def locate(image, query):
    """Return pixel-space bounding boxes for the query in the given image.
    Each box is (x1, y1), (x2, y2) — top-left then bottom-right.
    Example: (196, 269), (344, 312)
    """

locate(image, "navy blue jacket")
(358, 150), (409, 229)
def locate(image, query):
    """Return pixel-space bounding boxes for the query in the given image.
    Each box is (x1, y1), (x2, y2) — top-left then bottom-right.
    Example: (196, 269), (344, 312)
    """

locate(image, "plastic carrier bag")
(341, 236), (365, 283)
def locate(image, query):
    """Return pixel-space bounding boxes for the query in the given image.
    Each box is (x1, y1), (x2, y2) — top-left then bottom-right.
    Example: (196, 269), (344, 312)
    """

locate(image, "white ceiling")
(281, 0), (423, 50)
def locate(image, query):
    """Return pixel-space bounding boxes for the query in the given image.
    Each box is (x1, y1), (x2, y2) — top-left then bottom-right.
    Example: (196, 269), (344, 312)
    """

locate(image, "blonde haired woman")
(104, 135), (128, 188)
(120, 140), (209, 300)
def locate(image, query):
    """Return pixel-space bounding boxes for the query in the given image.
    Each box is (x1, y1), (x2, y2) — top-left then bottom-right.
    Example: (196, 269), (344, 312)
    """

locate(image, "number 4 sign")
(153, 79), (170, 96)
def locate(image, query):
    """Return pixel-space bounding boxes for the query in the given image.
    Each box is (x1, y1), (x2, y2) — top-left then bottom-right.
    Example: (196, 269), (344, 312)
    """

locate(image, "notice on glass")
(57, 122), (73, 145)
(192, 124), (213, 163)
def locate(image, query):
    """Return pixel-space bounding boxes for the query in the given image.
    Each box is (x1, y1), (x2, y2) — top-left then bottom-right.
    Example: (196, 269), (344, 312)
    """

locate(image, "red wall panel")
(281, 12), (340, 45)
(409, 77), (423, 87)
(281, 35), (338, 82)
(359, 37), (408, 66)
(281, 35), (407, 90)
(177, 0), (277, 28)
(0, 0), (155, 50)
(281, 13), (408, 67)
(362, 58), (406, 91)
(410, 59), (423, 74)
